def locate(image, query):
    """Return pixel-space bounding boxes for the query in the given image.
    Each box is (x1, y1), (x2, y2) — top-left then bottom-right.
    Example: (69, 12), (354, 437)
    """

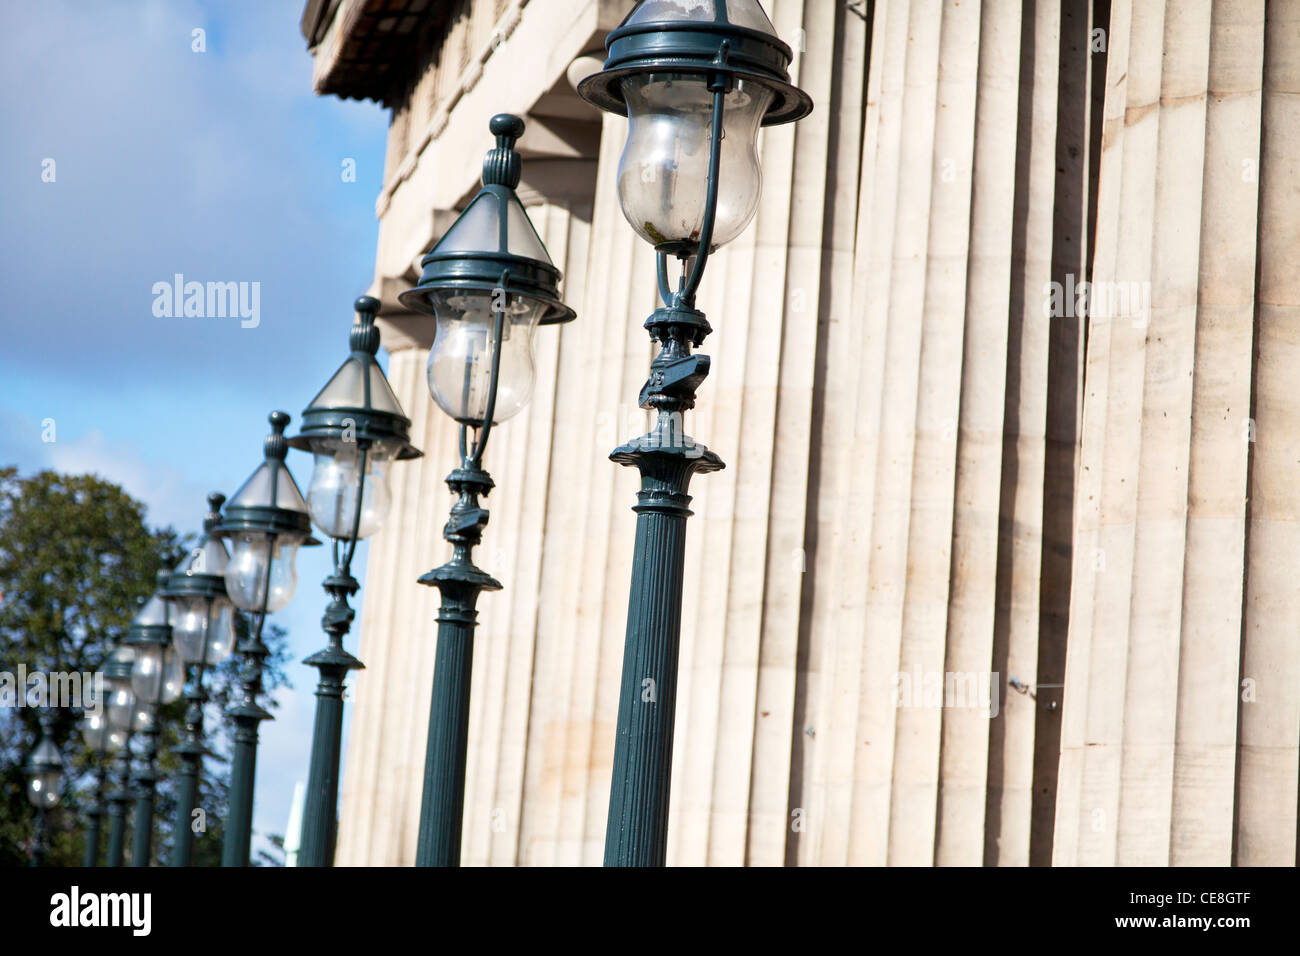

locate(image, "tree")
(0, 468), (291, 866)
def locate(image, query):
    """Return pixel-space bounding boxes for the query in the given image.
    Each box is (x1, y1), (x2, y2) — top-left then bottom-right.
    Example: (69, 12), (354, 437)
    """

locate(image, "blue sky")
(0, 0), (395, 860)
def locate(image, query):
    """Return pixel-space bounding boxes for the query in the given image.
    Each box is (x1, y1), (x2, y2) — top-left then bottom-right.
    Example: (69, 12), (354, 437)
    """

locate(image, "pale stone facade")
(301, 0), (1299, 865)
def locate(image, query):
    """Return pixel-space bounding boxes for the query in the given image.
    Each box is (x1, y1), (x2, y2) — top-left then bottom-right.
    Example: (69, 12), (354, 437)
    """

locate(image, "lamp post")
(25, 712), (63, 867)
(104, 643), (147, 867)
(286, 296), (421, 868)
(166, 493), (238, 866)
(81, 681), (126, 866)
(218, 411), (317, 867)
(398, 113), (575, 866)
(125, 571), (185, 867)
(576, 0), (811, 866)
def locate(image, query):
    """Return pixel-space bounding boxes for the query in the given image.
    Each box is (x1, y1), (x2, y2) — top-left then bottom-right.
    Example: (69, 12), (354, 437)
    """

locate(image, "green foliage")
(0, 468), (292, 866)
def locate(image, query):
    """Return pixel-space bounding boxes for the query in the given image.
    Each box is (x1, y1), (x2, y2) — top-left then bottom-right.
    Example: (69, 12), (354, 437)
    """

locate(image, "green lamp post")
(287, 296), (421, 868)
(166, 493), (238, 866)
(398, 113), (575, 866)
(25, 712), (63, 867)
(124, 571), (185, 867)
(218, 411), (317, 867)
(104, 642), (147, 866)
(80, 681), (126, 866)
(577, 0), (811, 866)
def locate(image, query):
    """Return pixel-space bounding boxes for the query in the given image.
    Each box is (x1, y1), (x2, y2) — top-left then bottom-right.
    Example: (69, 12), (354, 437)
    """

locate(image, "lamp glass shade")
(225, 532), (301, 611)
(108, 696), (153, 735)
(131, 643), (184, 705)
(82, 710), (125, 755)
(426, 289), (544, 425)
(616, 73), (773, 250)
(435, 190), (553, 262)
(26, 739), (62, 810)
(130, 593), (171, 629)
(104, 646), (138, 732)
(623, 0), (778, 32)
(226, 460), (310, 514)
(308, 440), (396, 540)
(172, 535), (229, 578)
(171, 595), (237, 665)
(306, 354), (407, 418)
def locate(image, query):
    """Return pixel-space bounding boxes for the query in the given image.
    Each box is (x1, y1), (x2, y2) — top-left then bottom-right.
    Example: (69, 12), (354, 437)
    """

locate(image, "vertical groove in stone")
(933, 0), (1025, 867)
(1237, 0), (1300, 868)
(982, 0), (1062, 868)
(748, 0), (869, 868)
(1170, 1), (1261, 867)
(1054, 0), (1145, 867)
(848, 0), (943, 867)
(886, 0), (982, 866)
(1114, 0), (1210, 867)
(798, 0), (909, 867)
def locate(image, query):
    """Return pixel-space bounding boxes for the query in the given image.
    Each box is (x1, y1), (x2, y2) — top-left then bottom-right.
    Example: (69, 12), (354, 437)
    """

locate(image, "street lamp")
(577, 0), (811, 866)
(218, 411), (317, 866)
(397, 113), (575, 866)
(124, 570), (184, 867)
(104, 642), (149, 866)
(166, 493), (237, 866)
(81, 680), (126, 866)
(25, 712), (63, 867)
(287, 295), (421, 868)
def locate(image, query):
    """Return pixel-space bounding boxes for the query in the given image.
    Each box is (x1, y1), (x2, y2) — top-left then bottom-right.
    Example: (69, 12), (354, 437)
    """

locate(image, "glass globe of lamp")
(219, 412), (318, 615)
(167, 493), (238, 666)
(26, 735), (63, 811)
(124, 584), (184, 708)
(578, 0), (811, 259)
(288, 295), (422, 540)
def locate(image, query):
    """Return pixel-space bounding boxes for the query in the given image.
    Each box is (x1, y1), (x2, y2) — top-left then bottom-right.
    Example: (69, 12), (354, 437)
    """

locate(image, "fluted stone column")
(1053, 0), (1299, 867)
(787, 0), (1098, 867)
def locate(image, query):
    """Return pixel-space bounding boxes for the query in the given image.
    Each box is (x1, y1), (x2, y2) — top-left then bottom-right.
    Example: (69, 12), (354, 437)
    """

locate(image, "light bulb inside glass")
(27, 770), (61, 809)
(106, 682), (135, 733)
(131, 644), (184, 705)
(224, 531), (301, 612)
(426, 290), (543, 425)
(81, 711), (125, 755)
(616, 72), (773, 251)
(308, 440), (395, 540)
(171, 596), (237, 665)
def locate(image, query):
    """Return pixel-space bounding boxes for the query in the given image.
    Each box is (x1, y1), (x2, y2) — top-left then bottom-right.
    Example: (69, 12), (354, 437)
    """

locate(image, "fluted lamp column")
(124, 571), (185, 867)
(165, 493), (238, 866)
(576, 0), (812, 866)
(218, 411), (319, 867)
(397, 113), (576, 867)
(287, 297), (422, 868)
